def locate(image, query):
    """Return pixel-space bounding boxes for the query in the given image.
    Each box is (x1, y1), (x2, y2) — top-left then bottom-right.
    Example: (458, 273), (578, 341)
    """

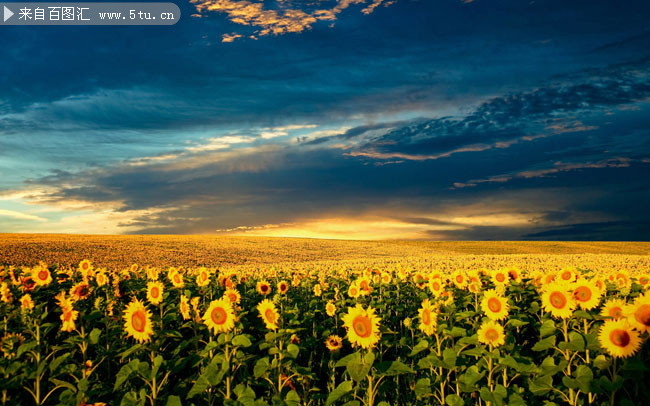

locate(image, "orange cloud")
(191, 0), (398, 40)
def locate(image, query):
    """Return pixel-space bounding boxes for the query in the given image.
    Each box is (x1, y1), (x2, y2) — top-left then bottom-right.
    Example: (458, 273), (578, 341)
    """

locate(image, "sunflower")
(203, 298), (236, 334)
(571, 280), (602, 310)
(0, 282), (12, 304)
(507, 267), (522, 283)
(347, 283), (360, 299)
(78, 260), (93, 277)
(325, 301), (337, 317)
(223, 289), (242, 305)
(95, 272), (109, 287)
(625, 293), (650, 333)
(256, 280), (271, 296)
(541, 284), (576, 319)
(146, 267), (159, 281)
(342, 304), (381, 349)
(491, 269), (509, 287)
(257, 299), (280, 330)
(637, 273), (650, 290)
(169, 269), (184, 288)
(418, 299), (437, 336)
(468, 281), (482, 294)
(277, 280), (289, 295)
(451, 271), (468, 289)
(60, 306), (78, 332)
(313, 284), (322, 297)
(146, 281), (164, 306)
(31, 265), (52, 286)
(20, 294), (34, 310)
(196, 267), (210, 288)
(428, 278), (445, 297)
(381, 272), (392, 284)
(477, 320), (505, 347)
(357, 277), (372, 296)
(558, 267), (578, 284)
(190, 297), (201, 321)
(70, 281), (92, 301)
(123, 299), (154, 343)
(325, 335), (343, 352)
(598, 319), (641, 358)
(179, 295), (191, 320)
(1, 333), (25, 359)
(130, 264), (139, 273)
(481, 289), (509, 321)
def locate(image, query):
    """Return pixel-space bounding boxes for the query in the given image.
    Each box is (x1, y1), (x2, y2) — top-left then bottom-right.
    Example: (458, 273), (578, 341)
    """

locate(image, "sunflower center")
(496, 274), (505, 282)
(265, 309), (277, 324)
(131, 310), (146, 333)
(174, 275), (181, 283)
(456, 275), (463, 283)
(609, 329), (630, 347)
(609, 306), (623, 318)
(211, 307), (227, 325)
(261, 285), (269, 293)
(422, 309), (431, 325)
(485, 328), (499, 341)
(634, 304), (650, 326)
(151, 287), (159, 298)
(352, 315), (372, 338)
(574, 286), (592, 302)
(38, 269), (49, 280)
(432, 282), (440, 290)
(487, 297), (502, 313)
(549, 291), (567, 309)
(561, 271), (571, 280)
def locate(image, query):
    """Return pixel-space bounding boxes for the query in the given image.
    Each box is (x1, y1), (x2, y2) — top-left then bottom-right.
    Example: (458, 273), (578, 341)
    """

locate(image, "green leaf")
(115, 360), (140, 391)
(49, 353), (71, 374)
(120, 344), (142, 361)
(285, 390), (300, 406)
(593, 355), (611, 370)
(532, 335), (555, 352)
(507, 319), (528, 328)
(286, 344), (299, 359)
(529, 375), (553, 395)
(376, 361), (414, 376)
(459, 365), (485, 392)
(254, 357), (270, 378)
(414, 378), (431, 398)
(448, 327), (467, 337)
(166, 395), (182, 406)
(445, 394), (464, 406)
(409, 339), (428, 356)
(187, 360), (220, 399)
(335, 353), (357, 368)
(232, 335), (252, 348)
(509, 393), (526, 406)
(346, 352), (373, 382)
(575, 365), (593, 393)
(442, 348), (457, 368)
(152, 355), (164, 379)
(89, 328), (101, 345)
(540, 320), (555, 337)
(326, 380), (353, 405)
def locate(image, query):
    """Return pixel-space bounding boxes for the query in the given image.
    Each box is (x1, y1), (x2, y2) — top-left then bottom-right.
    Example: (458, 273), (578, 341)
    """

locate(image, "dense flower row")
(0, 261), (649, 405)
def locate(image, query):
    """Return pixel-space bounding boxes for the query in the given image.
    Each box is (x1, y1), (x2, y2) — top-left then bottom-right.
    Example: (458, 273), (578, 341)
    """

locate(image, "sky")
(1, 0), (649, 240)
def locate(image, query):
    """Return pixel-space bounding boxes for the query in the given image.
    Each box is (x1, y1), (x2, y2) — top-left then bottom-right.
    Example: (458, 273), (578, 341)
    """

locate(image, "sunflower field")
(1, 260), (649, 406)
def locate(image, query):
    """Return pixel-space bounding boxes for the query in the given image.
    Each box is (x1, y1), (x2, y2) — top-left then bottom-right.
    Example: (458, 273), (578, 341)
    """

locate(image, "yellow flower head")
(598, 319), (641, 358)
(600, 298), (626, 320)
(0, 282), (12, 304)
(477, 320), (505, 347)
(31, 265), (52, 286)
(625, 293), (650, 333)
(325, 335), (343, 352)
(451, 271), (468, 289)
(481, 289), (509, 321)
(146, 267), (159, 281)
(541, 283), (576, 319)
(20, 294), (34, 311)
(196, 267), (211, 287)
(70, 281), (92, 301)
(558, 267), (578, 284)
(169, 269), (184, 288)
(418, 299), (437, 336)
(256, 280), (271, 296)
(146, 281), (164, 306)
(637, 273), (650, 290)
(277, 280), (289, 295)
(203, 298), (236, 334)
(428, 277), (445, 297)
(571, 280), (602, 310)
(179, 295), (191, 320)
(223, 289), (242, 305)
(325, 301), (337, 317)
(78, 260), (93, 278)
(491, 269), (510, 287)
(60, 306), (78, 332)
(313, 284), (322, 297)
(342, 304), (381, 349)
(347, 282), (360, 299)
(95, 272), (109, 287)
(123, 299), (154, 343)
(257, 299), (280, 330)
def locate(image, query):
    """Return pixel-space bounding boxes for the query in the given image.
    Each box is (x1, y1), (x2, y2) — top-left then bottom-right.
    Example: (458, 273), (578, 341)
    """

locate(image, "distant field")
(0, 234), (648, 269)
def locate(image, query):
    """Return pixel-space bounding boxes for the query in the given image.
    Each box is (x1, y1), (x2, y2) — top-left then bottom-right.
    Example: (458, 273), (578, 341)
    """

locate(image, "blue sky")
(1, 0), (649, 239)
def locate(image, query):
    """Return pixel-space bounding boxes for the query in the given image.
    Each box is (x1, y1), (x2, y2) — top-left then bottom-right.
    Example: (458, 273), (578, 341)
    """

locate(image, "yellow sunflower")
(257, 299), (280, 330)
(598, 319), (641, 358)
(477, 320), (505, 347)
(31, 265), (52, 286)
(169, 269), (184, 288)
(60, 306), (78, 332)
(203, 298), (236, 334)
(428, 278), (445, 297)
(325, 301), (337, 317)
(277, 280), (289, 295)
(325, 335), (343, 352)
(146, 267), (159, 281)
(571, 280), (602, 310)
(541, 284), (576, 319)
(223, 289), (241, 305)
(481, 289), (509, 321)
(418, 299), (437, 336)
(78, 260), (93, 276)
(491, 269), (510, 287)
(600, 298), (626, 319)
(637, 273), (650, 290)
(70, 281), (92, 301)
(451, 271), (468, 289)
(0, 282), (12, 304)
(123, 299), (154, 343)
(625, 293), (650, 333)
(347, 283), (360, 299)
(357, 277), (372, 296)
(179, 295), (191, 320)
(313, 284), (322, 297)
(256, 280), (271, 296)
(95, 272), (108, 287)
(342, 304), (381, 349)
(196, 267), (210, 287)
(558, 267), (578, 284)
(20, 294), (34, 310)
(146, 281), (164, 306)
(506, 267), (522, 283)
